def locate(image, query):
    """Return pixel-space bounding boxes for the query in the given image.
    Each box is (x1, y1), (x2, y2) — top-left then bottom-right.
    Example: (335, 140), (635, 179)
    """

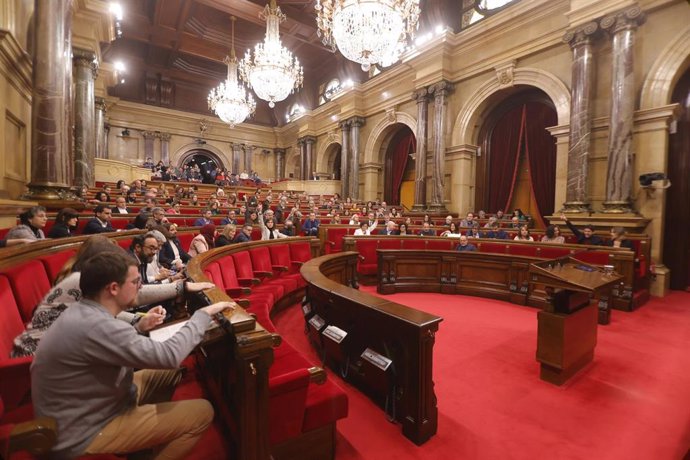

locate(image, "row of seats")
(198, 240), (348, 447)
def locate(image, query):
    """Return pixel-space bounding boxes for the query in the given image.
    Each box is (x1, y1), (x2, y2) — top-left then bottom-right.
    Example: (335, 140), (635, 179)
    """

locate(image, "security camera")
(638, 172), (667, 187)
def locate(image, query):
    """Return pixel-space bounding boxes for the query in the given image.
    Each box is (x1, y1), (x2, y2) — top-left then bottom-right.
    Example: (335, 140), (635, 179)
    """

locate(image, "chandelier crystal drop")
(315, 0), (420, 71)
(239, 0), (303, 108)
(208, 17), (256, 127)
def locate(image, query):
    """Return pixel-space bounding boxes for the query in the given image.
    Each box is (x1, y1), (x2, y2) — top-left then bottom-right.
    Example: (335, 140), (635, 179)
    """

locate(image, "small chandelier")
(239, 0), (303, 108)
(208, 17), (256, 127)
(315, 0), (420, 71)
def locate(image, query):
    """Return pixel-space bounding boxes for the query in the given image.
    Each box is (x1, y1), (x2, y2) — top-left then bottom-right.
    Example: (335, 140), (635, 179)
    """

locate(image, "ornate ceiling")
(101, 0), (462, 127)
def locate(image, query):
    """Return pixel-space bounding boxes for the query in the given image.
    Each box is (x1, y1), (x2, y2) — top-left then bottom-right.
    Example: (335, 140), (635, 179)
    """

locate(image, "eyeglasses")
(143, 245), (159, 251)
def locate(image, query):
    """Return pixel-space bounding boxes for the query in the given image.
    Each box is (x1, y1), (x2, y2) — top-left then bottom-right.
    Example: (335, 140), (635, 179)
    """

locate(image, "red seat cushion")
(301, 380), (349, 433)
(507, 244), (538, 257)
(0, 276), (24, 359)
(289, 242), (312, 264)
(426, 240), (454, 251)
(401, 239), (426, 250)
(574, 250), (612, 266)
(538, 246), (573, 259)
(39, 250), (76, 284)
(478, 242), (507, 254)
(2, 261), (51, 323)
(325, 228), (349, 254)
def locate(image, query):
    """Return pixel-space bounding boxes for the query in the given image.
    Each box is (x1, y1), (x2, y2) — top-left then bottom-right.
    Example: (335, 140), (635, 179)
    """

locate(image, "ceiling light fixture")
(239, 0), (303, 108)
(315, 0), (420, 71)
(208, 16), (256, 127)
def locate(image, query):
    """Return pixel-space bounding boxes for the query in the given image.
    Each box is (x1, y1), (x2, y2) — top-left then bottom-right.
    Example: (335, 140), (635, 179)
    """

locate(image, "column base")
(561, 201), (592, 213)
(426, 203), (448, 214)
(23, 184), (76, 201)
(601, 200), (636, 214)
(411, 204), (427, 212)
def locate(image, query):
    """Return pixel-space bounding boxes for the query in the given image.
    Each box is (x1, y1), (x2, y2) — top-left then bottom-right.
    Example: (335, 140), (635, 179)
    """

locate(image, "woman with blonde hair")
(216, 224), (237, 247)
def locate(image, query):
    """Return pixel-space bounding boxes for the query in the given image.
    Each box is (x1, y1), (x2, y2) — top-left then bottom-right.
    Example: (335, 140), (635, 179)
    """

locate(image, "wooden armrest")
(272, 265), (289, 272)
(326, 241), (335, 246)
(358, 254), (365, 261)
(234, 298), (250, 308)
(238, 277), (261, 286)
(9, 417), (57, 455)
(254, 270), (273, 278)
(291, 261), (304, 267)
(225, 287), (251, 296)
(308, 366), (327, 385)
(270, 333), (283, 347)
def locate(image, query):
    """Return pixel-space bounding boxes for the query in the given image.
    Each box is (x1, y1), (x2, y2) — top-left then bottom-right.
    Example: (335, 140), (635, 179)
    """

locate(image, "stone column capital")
(348, 116), (365, 128)
(95, 96), (107, 112)
(274, 148), (286, 155)
(73, 47), (98, 77)
(563, 22), (599, 47)
(600, 5), (645, 34)
(159, 132), (171, 141)
(339, 120), (351, 131)
(429, 80), (454, 99)
(141, 130), (157, 139)
(412, 87), (430, 103)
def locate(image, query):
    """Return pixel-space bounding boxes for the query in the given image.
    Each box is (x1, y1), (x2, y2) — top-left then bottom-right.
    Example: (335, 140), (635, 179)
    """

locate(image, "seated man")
(561, 214), (604, 245)
(31, 251), (233, 459)
(233, 224), (253, 243)
(82, 204), (114, 234)
(483, 222), (509, 240)
(378, 221), (399, 236)
(418, 222), (435, 236)
(302, 212), (320, 236)
(456, 235), (477, 252)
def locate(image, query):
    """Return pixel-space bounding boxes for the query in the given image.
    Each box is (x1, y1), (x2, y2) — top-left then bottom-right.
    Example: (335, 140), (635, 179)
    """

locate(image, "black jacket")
(82, 218), (114, 235)
(47, 223), (72, 239)
(160, 238), (191, 267)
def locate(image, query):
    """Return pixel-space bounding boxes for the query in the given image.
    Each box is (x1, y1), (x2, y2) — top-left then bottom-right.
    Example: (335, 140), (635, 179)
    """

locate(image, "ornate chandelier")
(208, 17), (256, 127)
(239, 0), (303, 108)
(315, 0), (420, 71)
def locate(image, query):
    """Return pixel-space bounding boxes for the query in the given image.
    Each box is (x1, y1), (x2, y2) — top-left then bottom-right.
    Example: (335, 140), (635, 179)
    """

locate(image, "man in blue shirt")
(194, 210), (213, 227)
(302, 212), (320, 236)
(483, 223), (509, 240)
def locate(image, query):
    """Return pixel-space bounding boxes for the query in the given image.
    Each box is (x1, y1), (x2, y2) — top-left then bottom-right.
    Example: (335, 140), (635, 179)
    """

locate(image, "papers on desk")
(149, 321), (188, 342)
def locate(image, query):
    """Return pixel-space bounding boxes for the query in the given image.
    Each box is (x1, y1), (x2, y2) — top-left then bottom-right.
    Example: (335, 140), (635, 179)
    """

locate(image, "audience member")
(440, 222), (460, 237)
(456, 235), (477, 252)
(159, 223), (191, 269)
(130, 233), (167, 284)
(188, 224), (216, 257)
(233, 224), (253, 243)
(460, 212), (475, 228)
(221, 210), (238, 226)
(418, 222), (435, 236)
(259, 211), (287, 240)
(483, 223), (509, 239)
(398, 223), (409, 235)
(561, 214), (603, 245)
(194, 210), (214, 227)
(31, 250), (231, 459)
(541, 225), (565, 244)
(607, 227), (634, 250)
(112, 197), (130, 214)
(379, 221), (399, 236)
(514, 225), (534, 241)
(354, 220), (377, 236)
(48, 208), (79, 238)
(302, 212), (320, 236)
(6, 206), (47, 241)
(216, 224), (236, 247)
(281, 219), (296, 237)
(83, 205), (114, 234)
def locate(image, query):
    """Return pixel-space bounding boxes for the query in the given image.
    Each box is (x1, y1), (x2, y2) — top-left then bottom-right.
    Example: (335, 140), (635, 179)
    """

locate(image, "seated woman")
(47, 207), (79, 238)
(11, 235), (213, 357)
(259, 211), (287, 240)
(398, 223), (410, 236)
(216, 224), (237, 247)
(354, 220), (377, 236)
(440, 221), (461, 237)
(607, 227), (634, 250)
(189, 223), (216, 257)
(349, 213), (361, 226)
(6, 206), (47, 241)
(514, 225), (534, 242)
(541, 225), (565, 244)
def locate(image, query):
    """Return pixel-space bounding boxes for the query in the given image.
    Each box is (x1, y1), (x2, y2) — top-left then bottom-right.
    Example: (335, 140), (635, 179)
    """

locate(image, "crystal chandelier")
(315, 0), (420, 71)
(239, 0), (303, 108)
(208, 17), (256, 127)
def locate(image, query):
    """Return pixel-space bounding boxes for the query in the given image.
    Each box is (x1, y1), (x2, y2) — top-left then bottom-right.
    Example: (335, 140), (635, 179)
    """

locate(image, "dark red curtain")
(524, 102), (558, 228)
(388, 132), (415, 205)
(487, 105), (525, 214)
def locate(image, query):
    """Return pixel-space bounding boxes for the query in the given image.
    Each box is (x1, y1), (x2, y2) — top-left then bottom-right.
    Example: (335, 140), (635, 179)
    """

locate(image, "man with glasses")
(130, 233), (165, 285)
(31, 250), (233, 460)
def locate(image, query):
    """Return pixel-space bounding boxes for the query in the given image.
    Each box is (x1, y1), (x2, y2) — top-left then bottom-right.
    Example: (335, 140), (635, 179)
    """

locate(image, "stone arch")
(451, 67), (570, 146)
(285, 148), (301, 179)
(315, 138), (341, 172)
(363, 111), (417, 165)
(172, 142), (229, 170)
(640, 26), (690, 109)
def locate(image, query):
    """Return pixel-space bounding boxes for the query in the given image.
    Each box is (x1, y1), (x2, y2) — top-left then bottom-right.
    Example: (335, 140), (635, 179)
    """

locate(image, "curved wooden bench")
(300, 252), (442, 446)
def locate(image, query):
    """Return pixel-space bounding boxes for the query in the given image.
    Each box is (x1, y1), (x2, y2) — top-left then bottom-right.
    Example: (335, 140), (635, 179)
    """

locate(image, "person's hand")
(200, 301), (235, 317)
(138, 306), (166, 332)
(156, 268), (171, 281)
(174, 260), (185, 270)
(185, 281), (215, 293)
(170, 272), (185, 281)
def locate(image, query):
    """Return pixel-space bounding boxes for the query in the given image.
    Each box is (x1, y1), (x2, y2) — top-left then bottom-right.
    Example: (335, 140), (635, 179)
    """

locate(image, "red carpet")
(272, 289), (690, 460)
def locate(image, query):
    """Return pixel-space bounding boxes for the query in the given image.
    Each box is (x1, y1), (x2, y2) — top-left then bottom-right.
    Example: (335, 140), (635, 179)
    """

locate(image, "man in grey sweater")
(31, 251), (233, 460)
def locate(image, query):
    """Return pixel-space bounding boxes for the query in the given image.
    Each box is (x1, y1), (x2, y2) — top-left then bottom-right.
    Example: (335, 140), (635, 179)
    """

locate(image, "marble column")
(340, 121), (351, 199)
(274, 148), (286, 180)
(244, 144), (253, 173)
(412, 88), (430, 211)
(297, 138), (306, 180)
(142, 131), (156, 164)
(104, 123), (110, 159)
(428, 81), (452, 212)
(349, 117), (365, 201)
(95, 97), (107, 159)
(601, 6), (645, 213)
(231, 143), (242, 174)
(562, 22), (598, 212)
(73, 48), (97, 187)
(160, 133), (171, 164)
(305, 136), (316, 180)
(26, 0), (73, 199)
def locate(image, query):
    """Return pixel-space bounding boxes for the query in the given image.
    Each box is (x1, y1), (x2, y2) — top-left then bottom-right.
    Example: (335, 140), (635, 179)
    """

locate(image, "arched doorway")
(382, 126), (416, 208)
(179, 149), (226, 184)
(476, 88), (557, 227)
(323, 143), (342, 180)
(663, 67), (690, 290)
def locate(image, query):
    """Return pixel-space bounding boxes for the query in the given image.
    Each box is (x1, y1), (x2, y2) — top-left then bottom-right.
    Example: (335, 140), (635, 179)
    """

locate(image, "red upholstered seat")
(573, 250), (613, 266)
(401, 239), (427, 250)
(301, 379), (349, 433)
(426, 240), (454, 251)
(538, 246), (573, 260)
(217, 256), (275, 306)
(289, 242), (312, 265)
(377, 239), (403, 251)
(324, 227), (349, 254)
(507, 244), (539, 257)
(39, 250), (76, 284)
(2, 261), (51, 323)
(355, 239), (378, 275)
(478, 242), (507, 254)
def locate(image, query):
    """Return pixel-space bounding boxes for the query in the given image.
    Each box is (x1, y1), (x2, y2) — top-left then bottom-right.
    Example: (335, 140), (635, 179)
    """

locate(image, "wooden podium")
(529, 257), (623, 385)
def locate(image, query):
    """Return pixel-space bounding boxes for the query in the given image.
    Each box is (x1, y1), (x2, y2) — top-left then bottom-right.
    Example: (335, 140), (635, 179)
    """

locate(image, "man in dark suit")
(378, 221), (399, 236)
(111, 197), (130, 214)
(561, 214), (603, 245)
(233, 224), (253, 243)
(418, 222), (435, 236)
(83, 205), (115, 234)
(483, 223), (509, 240)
